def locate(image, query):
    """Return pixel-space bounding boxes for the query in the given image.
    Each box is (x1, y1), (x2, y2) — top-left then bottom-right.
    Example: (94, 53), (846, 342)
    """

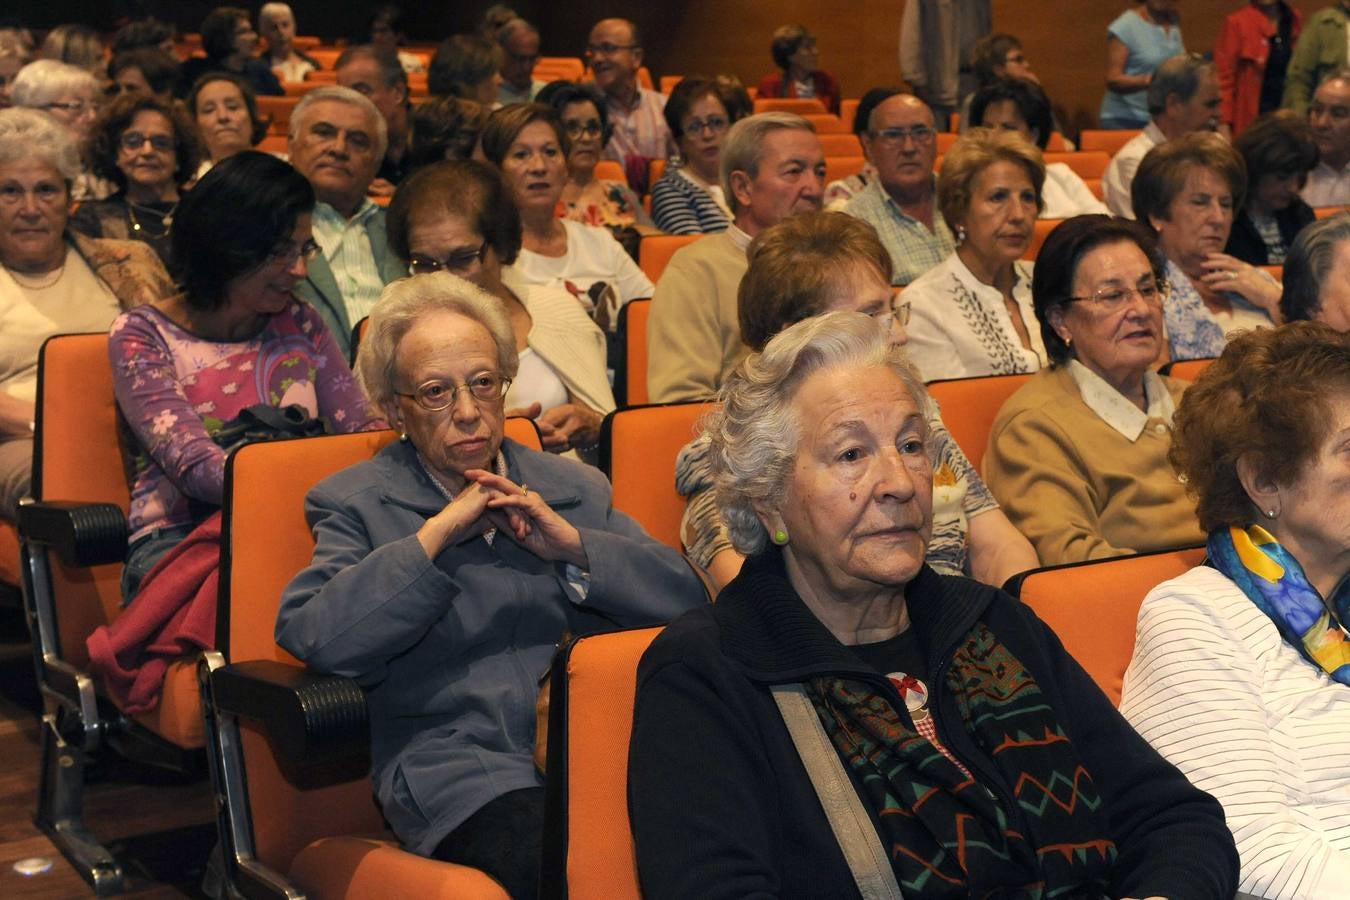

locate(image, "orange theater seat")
(1043, 150), (1111, 180)
(615, 299), (651, 407)
(818, 133), (863, 156)
(802, 113), (846, 134)
(1315, 206), (1348, 219)
(599, 401), (717, 550)
(648, 157), (667, 186)
(1024, 218), (1063, 260)
(1079, 129), (1141, 155)
(594, 158), (628, 185)
(256, 95), (299, 135)
(1161, 357), (1216, 381)
(0, 520), (18, 599)
(1007, 547), (1206, 704)
(638, 233), (702, 283)
(926, 373), (1032, 472)
(534, 56), (585, 83)
(753, 97), (827, 115)
(825, 156), (867, 184)
(840, 97), (860, 131)
(660, 75), (682, 94)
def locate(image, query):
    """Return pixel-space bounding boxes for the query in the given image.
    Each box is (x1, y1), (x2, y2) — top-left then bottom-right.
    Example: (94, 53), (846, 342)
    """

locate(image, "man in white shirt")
(495, 18), (545, 105)
(1302, 69), (1350, 207)
(1103, 55), (1221, 218)
(646, 113), (825, 402)
(288, 86), (404, 358)
(586, 18), (674, 192)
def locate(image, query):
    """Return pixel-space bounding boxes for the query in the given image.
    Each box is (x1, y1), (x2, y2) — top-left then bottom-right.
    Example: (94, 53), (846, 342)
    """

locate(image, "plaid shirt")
(843, 177), (954, 286)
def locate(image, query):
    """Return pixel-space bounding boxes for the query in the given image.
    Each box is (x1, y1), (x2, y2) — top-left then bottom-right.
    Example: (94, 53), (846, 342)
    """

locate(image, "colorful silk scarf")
(1209, 524), (1350, 683)
(807, 622), (1116, 899)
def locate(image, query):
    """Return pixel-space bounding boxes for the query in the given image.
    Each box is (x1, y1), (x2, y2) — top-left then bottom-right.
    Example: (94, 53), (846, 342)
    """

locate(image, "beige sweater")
(983, 365), (1203, 566)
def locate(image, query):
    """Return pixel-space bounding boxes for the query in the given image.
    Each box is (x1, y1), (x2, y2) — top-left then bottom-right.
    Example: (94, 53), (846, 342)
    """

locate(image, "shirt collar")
(875, 176), (937, 223)
(314, 198), (379, 227)
(726, 223), (752, 252)
(1142, 121), (1168, 145)
(1067, 359), (1175, 441)
(945, 247), (1028, 294)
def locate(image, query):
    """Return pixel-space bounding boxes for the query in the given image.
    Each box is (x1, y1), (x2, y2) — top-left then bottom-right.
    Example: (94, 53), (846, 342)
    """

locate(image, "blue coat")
(276, 437), (706, 854)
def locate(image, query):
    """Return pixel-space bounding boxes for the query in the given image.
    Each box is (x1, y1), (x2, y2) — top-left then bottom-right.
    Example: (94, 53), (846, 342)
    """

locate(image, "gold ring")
(520, 484), (529, 497)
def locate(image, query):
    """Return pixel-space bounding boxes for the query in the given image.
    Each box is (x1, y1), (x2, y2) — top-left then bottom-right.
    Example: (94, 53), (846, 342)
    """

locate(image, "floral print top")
(559, 179), (650, 229)
(110, 301), (383, 542)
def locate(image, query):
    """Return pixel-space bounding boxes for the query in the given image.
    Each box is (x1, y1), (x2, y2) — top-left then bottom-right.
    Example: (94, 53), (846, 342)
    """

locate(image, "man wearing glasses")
(495, 18), (545, 105)
(843, 93), (955, 286)
(586, 18), (675, 192)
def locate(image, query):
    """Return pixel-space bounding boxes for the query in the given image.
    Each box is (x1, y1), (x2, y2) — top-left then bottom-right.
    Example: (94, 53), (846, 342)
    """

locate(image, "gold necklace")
(126, 199), (177, 237)
(7, 259), (67, 290)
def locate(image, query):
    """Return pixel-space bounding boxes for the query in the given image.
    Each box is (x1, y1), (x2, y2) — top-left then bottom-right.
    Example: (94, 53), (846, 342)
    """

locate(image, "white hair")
(0, 106), (81, 180)
(9, 59), (98, 109)
(289, 85), (389, 162)
(259, 3), (295, 27)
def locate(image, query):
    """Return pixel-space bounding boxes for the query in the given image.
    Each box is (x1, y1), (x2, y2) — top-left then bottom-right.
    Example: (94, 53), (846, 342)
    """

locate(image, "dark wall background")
(14, 1), (1332, 134)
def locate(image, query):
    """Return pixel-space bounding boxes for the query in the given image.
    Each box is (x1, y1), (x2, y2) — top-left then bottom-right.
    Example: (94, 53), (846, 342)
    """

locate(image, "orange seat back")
(544, 627), (661, 899)
(1079, 129), (1140, 155)
(659, 75), (682, 94)
(840, 98), (860, 131)
(802, 113), (846, 134)
(616, 299), (651, 407)
(257, 95), (299, 135)
(593, 159), (627, 185)
(599, 402), (716, 550)
(926, 373), (1032, 473)
(534, 57), (585, 82)
(638, 233), (701, 283)
(1259, 264), (1282, 282)
(1043, 150), (1111, 180)
(1163, 357), (1216, 381)
(1044, 132), (1068, 151)
(1315, 206), (1348, 219)
(818, 133), (863, 156)
(1010, 547), (1206, 705)
(753, 97), (827, 115)
(308, 48), (341, 69)
(648, 157), (667, 185)
(825, 155), (867, 184)
(1023, 218), (1063, 260)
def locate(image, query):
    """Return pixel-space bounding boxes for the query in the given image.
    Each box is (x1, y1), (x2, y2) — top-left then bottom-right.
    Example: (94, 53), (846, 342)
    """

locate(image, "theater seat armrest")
(18, 500), (128, 567)
(209, 659), (369, 766)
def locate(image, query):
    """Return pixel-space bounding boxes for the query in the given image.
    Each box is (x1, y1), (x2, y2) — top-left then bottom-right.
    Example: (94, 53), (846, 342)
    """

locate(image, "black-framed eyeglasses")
(1067, 280), (1170, 312)
(268, 238), (321, 266)
(408, 242), (489, 277)
(683, 116), (728, 136)
(396, 373), (512, 411)
(585, 42), (637, 57)
(564, 119), (603, 139)
(870, 125), (937, 147)
(120, 132), (175, 152)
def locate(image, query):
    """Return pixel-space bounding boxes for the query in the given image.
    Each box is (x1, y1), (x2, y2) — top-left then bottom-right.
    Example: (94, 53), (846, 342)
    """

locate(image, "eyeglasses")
(408, 242), (489, 276)
(0, 182), (66, 206)
(120, 132), (175, 152)
(870, 125), (937, 147)
(268, 238), (321, 266)
(585, 43), (637, 57)
(43, 99), (95, 116)
(397, 373), (512, 411)
(869, 299), (912, 332)
(1067, 280), (1170, 312)
(563, 119), (603, 139)
(683, 116), (728, 136)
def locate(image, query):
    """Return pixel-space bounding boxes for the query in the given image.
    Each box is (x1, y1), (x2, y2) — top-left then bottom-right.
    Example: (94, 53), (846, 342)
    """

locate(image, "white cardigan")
(1121, 565), (1350, 900)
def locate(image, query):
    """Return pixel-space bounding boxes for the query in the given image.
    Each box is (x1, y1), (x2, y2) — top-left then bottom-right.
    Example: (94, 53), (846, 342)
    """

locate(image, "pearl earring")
(1265, 508), (1277, 519)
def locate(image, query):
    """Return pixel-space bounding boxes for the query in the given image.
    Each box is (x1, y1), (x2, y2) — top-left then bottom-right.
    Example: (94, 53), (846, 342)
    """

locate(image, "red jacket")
(755, 69), (841, 115)
(1216, 2), (1303, 135)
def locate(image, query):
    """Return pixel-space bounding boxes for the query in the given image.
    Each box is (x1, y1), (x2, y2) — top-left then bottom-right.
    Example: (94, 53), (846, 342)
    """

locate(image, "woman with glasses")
(9, 59), (112, 200)
(984, 214), (1204, 566)
(110, 152), (381, 601)
(178, 6), (283, 98)
(649, 77), (735, 235)
(535, 81), (650, 234)
(388, 159), (614, 461)
(276, 271), (705, 899)
(676, 211), (1038, 590)
(754, 24), (841, 115)
(70, 94), (202, 268)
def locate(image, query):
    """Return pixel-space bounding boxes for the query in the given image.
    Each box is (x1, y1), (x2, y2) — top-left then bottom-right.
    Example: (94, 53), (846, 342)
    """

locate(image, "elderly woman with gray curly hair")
(628, 310), (1239, 899)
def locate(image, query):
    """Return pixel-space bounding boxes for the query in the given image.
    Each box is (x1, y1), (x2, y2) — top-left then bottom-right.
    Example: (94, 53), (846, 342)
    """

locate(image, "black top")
(179, 56), (283, 97)
(1225, 198), (1316, 266)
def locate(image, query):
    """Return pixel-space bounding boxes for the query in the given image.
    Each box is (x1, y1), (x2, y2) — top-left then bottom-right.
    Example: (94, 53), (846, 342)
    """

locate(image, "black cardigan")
(1225, 200), (1317, 266)
(628, 548), (1238, 899)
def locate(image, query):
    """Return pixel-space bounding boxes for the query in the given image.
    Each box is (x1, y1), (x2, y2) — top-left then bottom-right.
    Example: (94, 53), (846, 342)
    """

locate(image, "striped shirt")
(1121, 565), (1350, 899)
(650, 166), (731, 235)
(842, 177), (954, 286)
(312, 200), (387, 326)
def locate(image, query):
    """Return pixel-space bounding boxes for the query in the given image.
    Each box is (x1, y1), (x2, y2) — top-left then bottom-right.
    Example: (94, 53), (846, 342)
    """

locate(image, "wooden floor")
(0, 601), (217, 898)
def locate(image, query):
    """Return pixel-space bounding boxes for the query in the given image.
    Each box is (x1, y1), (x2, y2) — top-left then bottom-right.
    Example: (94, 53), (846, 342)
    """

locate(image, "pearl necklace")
(415, 448), (509, 546)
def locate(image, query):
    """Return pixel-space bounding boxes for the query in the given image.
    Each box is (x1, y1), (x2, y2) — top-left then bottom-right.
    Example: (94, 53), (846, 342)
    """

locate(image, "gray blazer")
(292, 207), (405, 360)
(275, 437), (706, 855)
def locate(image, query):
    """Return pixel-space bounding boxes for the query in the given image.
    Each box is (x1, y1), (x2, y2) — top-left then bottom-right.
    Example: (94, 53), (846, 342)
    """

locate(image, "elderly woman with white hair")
(629, 310), (1239, 898)
(276, 271), (705, 899)
(1280, 212), (1350, 331)
(0, 108), (172, 521)
(10, 59), (112, 200)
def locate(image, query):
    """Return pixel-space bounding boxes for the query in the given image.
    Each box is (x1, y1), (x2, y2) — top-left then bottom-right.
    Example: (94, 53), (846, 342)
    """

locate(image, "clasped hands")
(506, 401), (603, 453)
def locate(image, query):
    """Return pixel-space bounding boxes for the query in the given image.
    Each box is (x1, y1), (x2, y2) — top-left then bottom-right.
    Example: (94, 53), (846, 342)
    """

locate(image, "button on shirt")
(1067, 359), (1176, 444)
(312, 200), (387, 325)
(843, 177), (955, 286)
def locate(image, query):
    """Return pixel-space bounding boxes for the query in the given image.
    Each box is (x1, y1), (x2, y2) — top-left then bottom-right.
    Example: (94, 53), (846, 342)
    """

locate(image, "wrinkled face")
(730, 127), (825, 233)
(1151, 165), (1234, 268)
(767, 363), (933, 600)
(116, 109), (177, 193)
(1050, 240), (1165, 389)
(821, 262), (908, 348)
(1271, 389), (1350, 593)
(500, 29), (540, 90)
(406, 210), (495, 288)
(979, 98), (1036, 144)
(956, 159), (1038, 268)
(195, 79), (252, 160)
(337, 56), (406, 135)
(1310, 78), (1350, 166)
(1172, 68), (1222, 134)
(42, 88), (98, 139)
(587, 20), (641, 94)
(1316, 238), (1350, 332)
(677, 92), (730, 181)
(500, 119), (567, 214)
(223, 213), (312, 317)
(560, 100), (604, 174)
(289, 100), (380, 210)
(0, 157), (70, 272)
(261, 10), (296, 52)
(864, 95), (939, 199)
(386, 310), (506, 491)
(230, 16), (259, 58)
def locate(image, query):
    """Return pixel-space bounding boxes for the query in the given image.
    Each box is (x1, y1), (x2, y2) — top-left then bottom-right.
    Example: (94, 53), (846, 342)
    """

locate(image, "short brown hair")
(1169, 322), (1350, 532)
(937, 127), (1045, 226)
(738, 211), (893, 351)
(1131, 131), (1246, 227)
(664, 76), (724, 142)
(88, 93), (202, 190)
(479, 102), (569, 167)
(386, 158), (521, 266)
(1234, 109), (1318, 197)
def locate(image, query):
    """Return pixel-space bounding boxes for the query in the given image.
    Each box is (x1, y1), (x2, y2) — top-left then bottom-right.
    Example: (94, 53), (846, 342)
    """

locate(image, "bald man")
(585, 17), (674, 191)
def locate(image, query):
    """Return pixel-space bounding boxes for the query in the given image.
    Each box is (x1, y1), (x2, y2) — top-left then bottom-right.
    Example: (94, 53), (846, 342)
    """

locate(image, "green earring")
(771, 528), (789, 546)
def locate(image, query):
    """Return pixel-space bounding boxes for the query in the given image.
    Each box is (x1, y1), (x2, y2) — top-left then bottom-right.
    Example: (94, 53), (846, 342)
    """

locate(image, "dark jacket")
(629, 548), (1239, 900)
(1225, 200), (1316, 266)
(179, 56), (283, 97)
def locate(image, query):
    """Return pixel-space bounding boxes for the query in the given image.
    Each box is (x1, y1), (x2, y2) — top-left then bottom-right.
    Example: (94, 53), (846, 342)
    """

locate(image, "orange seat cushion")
(129, 658), (205, 748)
(290, 836), (510, 900)
(0, 520), (19, 589)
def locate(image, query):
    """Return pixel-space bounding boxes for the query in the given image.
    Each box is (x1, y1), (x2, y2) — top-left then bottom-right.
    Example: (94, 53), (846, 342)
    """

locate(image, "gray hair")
(720, 111), (816, 215)
(335, 44), (407, 92)
(1147, 54), (1214, 117)
(355, 272), (519, 412)
(289, 85), (389, 161)
(9, 59), (98, 109)
(1281, 212), (1350, 323)
(259, 3), (294, 28)
(707, 311), (930, 556)
(0, 107), (81, 180)
(496, 17), (539, 44)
